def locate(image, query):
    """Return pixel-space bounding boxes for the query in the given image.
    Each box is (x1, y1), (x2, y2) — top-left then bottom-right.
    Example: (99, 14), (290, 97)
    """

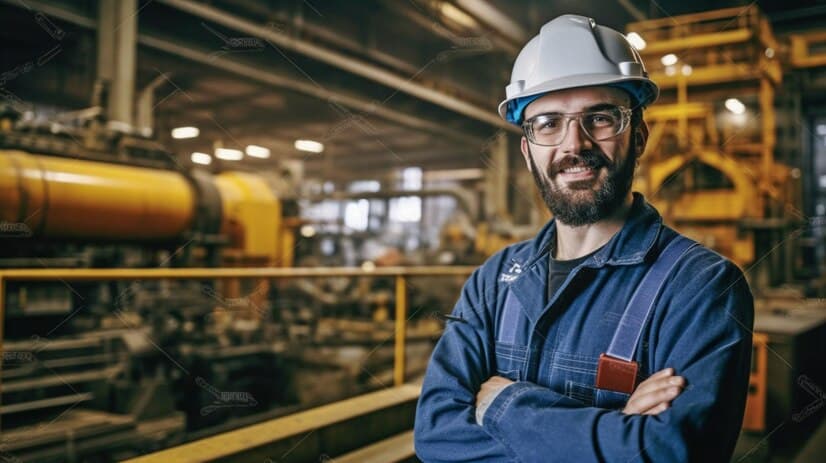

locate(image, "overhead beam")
(453, 0), (527, 45)
(0, 0), (486, 146)
(157, 0), (516, 131)
(384, 0), (519, 56)
(137, 37), (496, 144)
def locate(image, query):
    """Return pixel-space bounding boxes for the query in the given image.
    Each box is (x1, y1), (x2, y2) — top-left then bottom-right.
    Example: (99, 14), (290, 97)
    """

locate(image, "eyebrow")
(586, 103), (623, 111)
(526, 102), (624, 120)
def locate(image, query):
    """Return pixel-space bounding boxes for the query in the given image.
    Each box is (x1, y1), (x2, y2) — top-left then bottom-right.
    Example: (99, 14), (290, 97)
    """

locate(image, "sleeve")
(414, 267), (517, 462)
(479, 258), (754, 462)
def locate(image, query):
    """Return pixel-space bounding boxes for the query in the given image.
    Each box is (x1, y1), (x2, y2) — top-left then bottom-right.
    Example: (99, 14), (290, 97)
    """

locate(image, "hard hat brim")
(498, 74), (659, 124)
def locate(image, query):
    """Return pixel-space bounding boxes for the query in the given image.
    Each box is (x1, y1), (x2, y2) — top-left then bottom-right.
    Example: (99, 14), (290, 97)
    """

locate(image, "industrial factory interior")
(0, 0), (825, 462)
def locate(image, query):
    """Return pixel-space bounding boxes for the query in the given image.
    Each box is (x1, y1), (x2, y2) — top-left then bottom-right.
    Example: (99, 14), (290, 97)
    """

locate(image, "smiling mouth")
(560, 166), (596, 174)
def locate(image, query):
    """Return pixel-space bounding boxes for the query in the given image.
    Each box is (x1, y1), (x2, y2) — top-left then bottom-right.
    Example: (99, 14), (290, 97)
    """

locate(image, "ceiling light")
(191, 152), (212, 165)
(660, 53), (678, 66)
(440, 3), (477, 29)
(725, 98), (746, 115)
(626, 32), (646, 50)
(681, 64), (693, 76)
(245, 145), (271, 159)
(300, 225), (316, 238)
(171, 126), (199, 139)
(215, 148), (243, 160)
(294, 139), (324, 153)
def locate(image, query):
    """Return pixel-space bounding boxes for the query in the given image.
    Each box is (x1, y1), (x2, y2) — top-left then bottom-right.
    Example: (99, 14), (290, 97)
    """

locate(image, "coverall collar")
(508, 193), (662, 325)
(529, 191), (662, 270)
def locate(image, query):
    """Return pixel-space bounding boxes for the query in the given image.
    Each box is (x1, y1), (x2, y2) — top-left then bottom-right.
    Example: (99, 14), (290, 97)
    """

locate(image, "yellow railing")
(0, 266), (475, 429)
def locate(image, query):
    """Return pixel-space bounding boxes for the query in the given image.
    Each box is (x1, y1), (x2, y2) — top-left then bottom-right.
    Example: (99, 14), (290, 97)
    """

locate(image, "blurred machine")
(0, 109), (454, 462)
(626, 8), (826, 458)
(627, 7), (803, 286)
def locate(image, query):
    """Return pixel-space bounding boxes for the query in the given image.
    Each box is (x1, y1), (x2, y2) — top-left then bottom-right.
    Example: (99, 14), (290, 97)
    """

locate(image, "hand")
(622, 367), (685, 415)
(476, 376), (514, 407)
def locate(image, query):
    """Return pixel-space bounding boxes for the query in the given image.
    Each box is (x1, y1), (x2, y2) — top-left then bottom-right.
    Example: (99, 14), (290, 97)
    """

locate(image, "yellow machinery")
(0, 150), (196, 240)
(0, 149), (289, 266)
(626, 6), (800, 267)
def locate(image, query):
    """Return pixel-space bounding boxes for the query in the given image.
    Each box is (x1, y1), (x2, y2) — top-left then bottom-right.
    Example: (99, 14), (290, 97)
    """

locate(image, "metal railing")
(0, 265), (475, 428)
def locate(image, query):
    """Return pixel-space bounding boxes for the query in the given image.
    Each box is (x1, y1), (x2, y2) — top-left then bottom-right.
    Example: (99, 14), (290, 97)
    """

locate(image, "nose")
(559, 117), (592, 154)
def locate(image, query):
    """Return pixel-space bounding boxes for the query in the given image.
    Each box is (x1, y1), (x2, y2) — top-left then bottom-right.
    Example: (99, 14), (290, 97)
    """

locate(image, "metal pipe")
(96, 0), (115, 83)
(157, 0), (515, 131)
(394, 275), (408, 386)
(109, 0), (137, 127)
(136, 72), (172, 136)
(0, 151), (196, 240)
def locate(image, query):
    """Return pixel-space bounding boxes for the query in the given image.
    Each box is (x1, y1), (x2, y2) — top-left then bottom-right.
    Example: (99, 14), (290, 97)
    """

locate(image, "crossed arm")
(414, 262), (754, 463)
(477, 366), (685, 419)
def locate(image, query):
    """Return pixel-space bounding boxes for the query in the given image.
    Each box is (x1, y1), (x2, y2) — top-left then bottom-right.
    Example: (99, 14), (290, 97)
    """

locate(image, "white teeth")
(562, 166), (591, 173)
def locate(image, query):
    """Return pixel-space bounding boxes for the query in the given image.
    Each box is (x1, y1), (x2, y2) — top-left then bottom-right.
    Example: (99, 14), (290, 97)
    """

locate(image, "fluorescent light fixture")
(191, 152), (212, 165)
(725, 98), (746, 115)
(294, 139), (324, 153)
(660, 53), (678, 66)
(440, 3), (477, 29)
(816, 124), (826, 136)
(171, 126), (199, 139)
(681, 64), (693, 76)
(300, 225), (316, 238)
(215, 148), (243, 160)
(245, 145), (271, 159)
(626, 32), (646, 50)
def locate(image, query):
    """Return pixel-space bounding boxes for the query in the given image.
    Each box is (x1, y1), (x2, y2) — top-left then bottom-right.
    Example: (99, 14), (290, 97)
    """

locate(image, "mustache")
(549, 151), (610, 176)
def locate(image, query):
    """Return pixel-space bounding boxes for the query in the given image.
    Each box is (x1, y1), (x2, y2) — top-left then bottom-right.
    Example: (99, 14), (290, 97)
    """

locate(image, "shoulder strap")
(497, 291), (521, 344)
(605, 236), (698, 362)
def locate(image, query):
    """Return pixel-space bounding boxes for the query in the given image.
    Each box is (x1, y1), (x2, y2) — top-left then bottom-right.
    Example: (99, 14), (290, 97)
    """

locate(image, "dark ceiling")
(1, 0), (824, 181)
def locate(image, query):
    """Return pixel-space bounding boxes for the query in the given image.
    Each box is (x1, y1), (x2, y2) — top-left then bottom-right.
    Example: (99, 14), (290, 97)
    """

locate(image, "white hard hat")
(499, 14), (658, 125)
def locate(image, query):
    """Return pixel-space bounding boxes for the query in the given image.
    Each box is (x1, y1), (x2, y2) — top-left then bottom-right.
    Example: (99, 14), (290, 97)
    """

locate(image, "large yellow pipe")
(0, 150), (195, 240)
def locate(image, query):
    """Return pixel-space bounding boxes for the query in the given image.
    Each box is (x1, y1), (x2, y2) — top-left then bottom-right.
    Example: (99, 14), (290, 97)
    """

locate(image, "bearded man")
(414, 14), (754, 463)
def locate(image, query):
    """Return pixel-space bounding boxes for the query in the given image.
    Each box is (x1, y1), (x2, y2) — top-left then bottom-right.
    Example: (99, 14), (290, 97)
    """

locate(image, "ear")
(520, 136), (532, 172)
(633, 120), (649, 157)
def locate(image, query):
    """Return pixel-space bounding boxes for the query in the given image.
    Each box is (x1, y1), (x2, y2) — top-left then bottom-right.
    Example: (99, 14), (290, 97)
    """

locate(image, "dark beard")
(528, 143), (637, 226)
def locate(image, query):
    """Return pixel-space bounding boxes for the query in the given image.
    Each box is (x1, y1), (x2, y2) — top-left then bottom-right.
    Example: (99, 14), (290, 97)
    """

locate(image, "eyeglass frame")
(521, 105), (633, 147)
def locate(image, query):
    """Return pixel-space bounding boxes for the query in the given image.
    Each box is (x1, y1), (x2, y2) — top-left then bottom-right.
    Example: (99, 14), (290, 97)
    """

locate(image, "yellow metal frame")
(790, 31), (826, 69)
(123, 383), (421, 463)
(0, 266), (475, 429)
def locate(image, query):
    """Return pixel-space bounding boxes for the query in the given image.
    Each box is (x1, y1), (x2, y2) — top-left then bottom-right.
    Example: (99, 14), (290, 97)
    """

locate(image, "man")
(414, 14), (753, 462)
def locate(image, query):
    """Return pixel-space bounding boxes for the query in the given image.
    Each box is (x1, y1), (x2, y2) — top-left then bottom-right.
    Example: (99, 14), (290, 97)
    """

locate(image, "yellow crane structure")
(626, 6), (811, 276)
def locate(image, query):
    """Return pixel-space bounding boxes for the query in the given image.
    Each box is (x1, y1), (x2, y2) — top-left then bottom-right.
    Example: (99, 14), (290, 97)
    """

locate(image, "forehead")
(524, 87), (630, 118)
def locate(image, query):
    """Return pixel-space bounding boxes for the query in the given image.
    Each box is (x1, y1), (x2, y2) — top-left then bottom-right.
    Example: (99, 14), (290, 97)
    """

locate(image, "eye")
(535, 115), (563, 131)
(585, 112), (617, 127)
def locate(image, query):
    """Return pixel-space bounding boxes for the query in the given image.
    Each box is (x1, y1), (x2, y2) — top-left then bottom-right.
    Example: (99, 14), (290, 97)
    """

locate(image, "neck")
(553, 193), (634, 260)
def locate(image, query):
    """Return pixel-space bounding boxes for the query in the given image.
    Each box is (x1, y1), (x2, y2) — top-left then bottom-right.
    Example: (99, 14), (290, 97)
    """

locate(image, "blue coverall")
(414, 193), (754, 462)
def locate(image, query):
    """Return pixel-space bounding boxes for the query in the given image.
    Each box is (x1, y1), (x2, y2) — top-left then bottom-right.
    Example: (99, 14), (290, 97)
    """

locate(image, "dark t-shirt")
(548, 245), (604, 300)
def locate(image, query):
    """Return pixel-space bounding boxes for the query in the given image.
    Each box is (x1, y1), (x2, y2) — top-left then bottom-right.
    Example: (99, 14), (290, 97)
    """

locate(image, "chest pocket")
(494, 342), (526, 381)
(553, 351), (631, 409)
